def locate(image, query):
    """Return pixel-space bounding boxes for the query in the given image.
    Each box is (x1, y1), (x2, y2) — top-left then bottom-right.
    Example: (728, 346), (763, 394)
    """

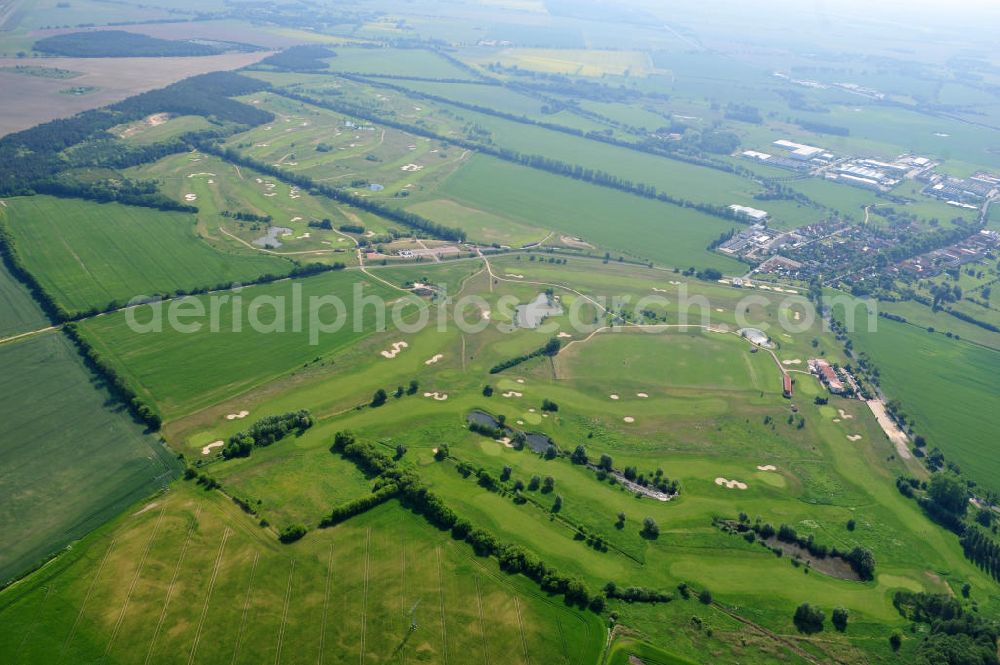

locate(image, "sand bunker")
(715, 308), (725, 313)
(423, 392), (448, 401)
(847, 434), (862, 442)
(380, 341), (409, 359)
(184, 193), (197, 202)
(516, 420), (524, 425)
(838, 409), (854, 419)
(669, 280), (682, 285)
(502, 391), (523, 398)
(425, 354), (444, 365)
(225, 410), (249, 421)
(782, 359), (802, 365)
(794, 311), (801, 321)
(505, 273), (524, 279)
(290, 216), (303, 222)
(202, 441), (224, 455)
(756, 464), (777, 472)
(833, 418), (841, 423)
(401, 163), (424, 172)
(715, 477), (748, 490)
(187, 172), (216, 178)
(557, 332), (572, 338)
(609, 394), (620, 400)
(637, 392), (649, 398)
(623, 416), (635, 423)
(516, 379), (525, 384)
(481, 310), (491, 320)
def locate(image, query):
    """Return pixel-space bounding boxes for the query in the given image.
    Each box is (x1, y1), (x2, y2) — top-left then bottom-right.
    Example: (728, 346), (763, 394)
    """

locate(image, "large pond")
(466, 410), (555, 454)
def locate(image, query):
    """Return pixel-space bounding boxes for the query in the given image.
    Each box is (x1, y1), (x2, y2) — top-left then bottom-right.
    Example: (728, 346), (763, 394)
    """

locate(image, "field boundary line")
(105, 506), (166, 656)
(474, 576), (490, 665)
(187, 527), (231, 665)
(514, 595), (531, 665)
(360, 527), (371, 665)
(398, 538), (406, 665)
(318, 545), (334, 665)
(230, 550), (259, 665)
(436, 546), (449, 664)
(15, 582), (54, 659)
(145, 506), (201, 665)
(61, 536), (118, 659)
(274, 558), (296, 665)
(0, 324), (60, 346)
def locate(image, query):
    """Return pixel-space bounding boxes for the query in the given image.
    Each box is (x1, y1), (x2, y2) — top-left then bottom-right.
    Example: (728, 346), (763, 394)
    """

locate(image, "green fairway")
(0, 485), (604, 665)
(76, 269), (412, 419)
(0, 331), (179, 583)
(2, 196), (291, 315)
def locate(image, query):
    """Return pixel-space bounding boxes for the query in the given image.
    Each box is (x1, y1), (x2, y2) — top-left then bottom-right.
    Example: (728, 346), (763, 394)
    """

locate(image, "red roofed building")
(783, 374), (793, 398)
(812, 359), (845, 393)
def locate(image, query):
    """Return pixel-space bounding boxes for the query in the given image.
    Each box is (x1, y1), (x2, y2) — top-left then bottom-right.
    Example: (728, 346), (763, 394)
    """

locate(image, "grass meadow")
(0, 485), (604, 665)
(2, 196), (290, 315)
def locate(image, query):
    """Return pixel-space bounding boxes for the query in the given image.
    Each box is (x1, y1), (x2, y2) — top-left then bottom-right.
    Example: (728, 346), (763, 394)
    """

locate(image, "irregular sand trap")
(794, 311), (801, 321)
(637, 392), (649, 398)
(847, 434), (862, 442)
(833, 418), (841, 423)
(516, 379), (525, 384)
(838, 409), (854, 419)
(502, 391), (523, 398)
(557, 332), (572, 338)
(783, 359), (802, 365)
(669, 280), (682, 285)
(542, 414), (549, 418)
(716, 308), (725, 313)
(207, 179), (214, 184)
(652, 287), (669, 293)
(528, 408), (536, 413)
(423, 392), (448, 401)
(290, 216), (303, 222)
(202, 440), (224, 455)
(184, 193), (197, 202)
(401, 163), (424, 172)
(187, 172), (216, 178)
(380, 341), (409, 359)
(715, 477), (749, 490)
(756, 464), (777, 472)
(425, 354), (444, 365)
(623, 416), (635, 423)
(225, 410), (249, 421)
(481, 310), (491, 320)
(505, 273), (524, 279)
(133, 501), (159, 516)
(609, 394), (620, 400)
(516, 420), (524, 425)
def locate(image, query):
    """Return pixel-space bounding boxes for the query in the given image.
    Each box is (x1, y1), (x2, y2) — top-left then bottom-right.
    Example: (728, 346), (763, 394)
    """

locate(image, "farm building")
(810, 358), (845, 393)
(782, 374), (793, 398)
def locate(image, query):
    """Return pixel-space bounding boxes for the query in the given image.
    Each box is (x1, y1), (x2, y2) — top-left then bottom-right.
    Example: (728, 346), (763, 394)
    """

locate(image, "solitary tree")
(698, 589), (713, 605)
(831, 607), (848, 632)
(482, 384), (494, 397)
(793, 603), (824, 634)
(641, 517), (660, 539)
(371, 388), (388, 407)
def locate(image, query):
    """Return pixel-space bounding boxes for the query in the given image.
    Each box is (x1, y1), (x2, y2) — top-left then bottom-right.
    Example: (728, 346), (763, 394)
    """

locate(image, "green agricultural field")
(2, 196), (292, 315)
(433, 156), (743, 271)
(76, 269), (413, 419)
(327, 46), (479, 79)
(0, 485), (603, 665)
(0, 331), (179, 583)
(0, 258), (50, 339)
(844, 314), (1000, 494)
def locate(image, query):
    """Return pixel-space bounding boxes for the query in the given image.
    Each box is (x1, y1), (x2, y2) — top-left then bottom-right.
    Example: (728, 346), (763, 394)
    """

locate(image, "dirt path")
(63, 537), (119, 656)
(0, 324), (61, 346)
(274, 559), (296, 665)
(867, 399), (912, 459)
(359, 528), (371, 665)
(105, 507), (165, 656)
(187, 528), (231, 665)
(228, 551), (258, 665)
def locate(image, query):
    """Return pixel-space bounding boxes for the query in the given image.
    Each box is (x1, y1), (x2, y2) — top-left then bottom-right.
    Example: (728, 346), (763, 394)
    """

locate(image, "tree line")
(323, 431), (602, 611)
(489, 337), (561, 374)
(960, 527), (1000, 583)
(191, 140), (466, 242)
(273, 89), (753, 228)
(62, 323), (162, 430)
(222, 410), (313, 459)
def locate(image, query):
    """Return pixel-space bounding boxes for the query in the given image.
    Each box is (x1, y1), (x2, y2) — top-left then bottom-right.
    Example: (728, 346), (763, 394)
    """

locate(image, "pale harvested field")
(0, 51), (271, 137)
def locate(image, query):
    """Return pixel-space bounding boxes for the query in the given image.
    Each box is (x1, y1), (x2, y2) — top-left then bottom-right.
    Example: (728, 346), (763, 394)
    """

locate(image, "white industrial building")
(729, 204), (770, 222)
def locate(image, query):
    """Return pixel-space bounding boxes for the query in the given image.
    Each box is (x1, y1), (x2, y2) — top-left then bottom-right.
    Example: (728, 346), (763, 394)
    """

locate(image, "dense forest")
(33, 30), (223, 58)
